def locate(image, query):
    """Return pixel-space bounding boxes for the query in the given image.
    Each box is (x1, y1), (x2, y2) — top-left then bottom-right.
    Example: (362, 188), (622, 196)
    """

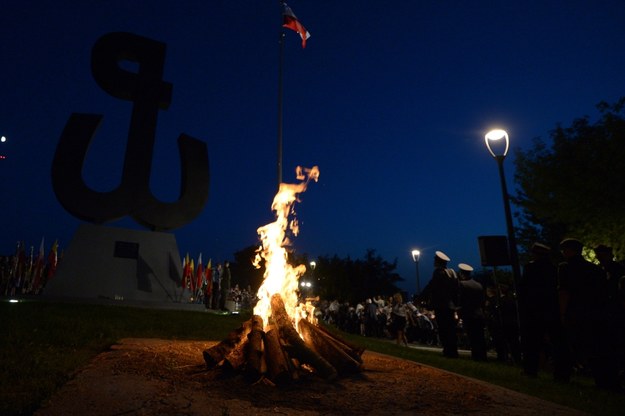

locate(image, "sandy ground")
(34, 338), (587, 416)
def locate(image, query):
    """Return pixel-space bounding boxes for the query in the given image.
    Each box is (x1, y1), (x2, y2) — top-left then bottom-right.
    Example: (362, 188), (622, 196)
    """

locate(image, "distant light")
(9, 299), (19, 303)
(1, 136), (7, 159)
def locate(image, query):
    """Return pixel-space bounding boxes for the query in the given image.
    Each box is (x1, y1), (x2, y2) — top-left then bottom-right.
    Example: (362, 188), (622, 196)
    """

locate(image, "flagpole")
(277, 2), (286, 188)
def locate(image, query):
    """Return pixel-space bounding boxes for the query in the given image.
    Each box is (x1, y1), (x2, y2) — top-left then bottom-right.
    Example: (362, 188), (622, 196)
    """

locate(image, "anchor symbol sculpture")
(51, 32), (209, 231)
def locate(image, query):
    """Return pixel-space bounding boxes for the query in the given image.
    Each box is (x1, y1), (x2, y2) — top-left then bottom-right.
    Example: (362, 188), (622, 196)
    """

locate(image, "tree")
(231, 245), (264, 291)
(232, 244), (403, 303)
(312, 249), (403, 304)
(513, 97), (625, 259)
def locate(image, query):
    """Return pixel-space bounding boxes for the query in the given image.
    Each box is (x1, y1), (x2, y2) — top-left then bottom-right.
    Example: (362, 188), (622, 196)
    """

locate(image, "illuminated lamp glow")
(484, 129), (510, 158)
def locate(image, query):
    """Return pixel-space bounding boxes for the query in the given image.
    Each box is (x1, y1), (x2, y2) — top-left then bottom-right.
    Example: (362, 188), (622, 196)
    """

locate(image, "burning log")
(263, 325), (293, 384)
(312, 321), (366, 360)
(298, 319), (362, 375)
(270, 294), (338, 380)
(245, 315), (266, 381)
(203, 295), (366, 384)
(222, 339), (248, 371)
(203, 319), (253, 368)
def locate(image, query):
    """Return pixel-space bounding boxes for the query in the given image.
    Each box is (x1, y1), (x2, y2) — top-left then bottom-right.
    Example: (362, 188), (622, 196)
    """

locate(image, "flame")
(253, 166), (320, 334)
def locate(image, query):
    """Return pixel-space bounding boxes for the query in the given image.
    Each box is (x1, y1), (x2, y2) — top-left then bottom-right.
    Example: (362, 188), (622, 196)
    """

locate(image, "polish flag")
(283, 3), (310, 48)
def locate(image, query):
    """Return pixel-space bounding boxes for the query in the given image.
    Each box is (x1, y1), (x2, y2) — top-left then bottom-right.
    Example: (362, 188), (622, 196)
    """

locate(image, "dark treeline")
(231, 246), (403, 304)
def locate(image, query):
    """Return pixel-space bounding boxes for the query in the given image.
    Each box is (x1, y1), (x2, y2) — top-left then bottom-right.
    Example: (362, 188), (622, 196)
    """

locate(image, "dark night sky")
(2, 1), (625, 296)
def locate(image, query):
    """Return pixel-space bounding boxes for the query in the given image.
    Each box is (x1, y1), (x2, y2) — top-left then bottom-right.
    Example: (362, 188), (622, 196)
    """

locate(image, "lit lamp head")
(485, 129), (509, 159)
(411, 249), (420, 263)
(0, 136), (6, 160)
(309, 261), (316, 271)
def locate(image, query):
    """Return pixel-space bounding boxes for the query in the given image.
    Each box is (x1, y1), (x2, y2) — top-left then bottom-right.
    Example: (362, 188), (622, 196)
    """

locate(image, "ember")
(203, 166), (364, 384)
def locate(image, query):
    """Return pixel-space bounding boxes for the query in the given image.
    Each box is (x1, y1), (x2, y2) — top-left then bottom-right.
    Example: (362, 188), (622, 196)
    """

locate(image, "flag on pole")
(195, 253), (204, 294)
(205, 258), (213, 297)
(182, 253), (191, 290)
(15, 241), (26, 281)
(189, 259), (195, 291)
(46, 240), (58, 280)
(282, 3), (310, 48)
(32, 237), (45, 293)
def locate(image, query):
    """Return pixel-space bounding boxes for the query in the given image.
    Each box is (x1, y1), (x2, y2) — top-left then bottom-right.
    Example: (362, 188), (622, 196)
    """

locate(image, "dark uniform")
(421, 251), (459, 358)
(558, 238), (617, 390)
(594, 245), (625, 390)
(518, 243), (568, 379)
(457, 263), (487, 361)
(219, 261), (231, 311)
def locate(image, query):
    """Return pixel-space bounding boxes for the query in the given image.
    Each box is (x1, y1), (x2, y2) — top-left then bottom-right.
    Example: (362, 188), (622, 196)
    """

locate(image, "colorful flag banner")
(195, 253), (204, 294)
(283, 3), (310, 48)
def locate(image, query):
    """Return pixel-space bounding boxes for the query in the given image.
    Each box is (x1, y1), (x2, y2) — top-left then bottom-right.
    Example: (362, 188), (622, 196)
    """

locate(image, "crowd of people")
(312, 241), (625, 393)
(182, 260), (254, 312)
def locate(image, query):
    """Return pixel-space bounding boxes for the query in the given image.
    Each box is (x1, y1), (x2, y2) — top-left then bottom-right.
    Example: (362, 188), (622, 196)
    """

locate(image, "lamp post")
(0, 136), (7, 160)
(411, 249), (421, 296)
(484, 129), (521, 295)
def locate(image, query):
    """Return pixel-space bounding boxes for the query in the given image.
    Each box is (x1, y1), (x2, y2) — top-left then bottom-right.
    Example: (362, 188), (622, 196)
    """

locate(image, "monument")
(45, 32), (209, 303)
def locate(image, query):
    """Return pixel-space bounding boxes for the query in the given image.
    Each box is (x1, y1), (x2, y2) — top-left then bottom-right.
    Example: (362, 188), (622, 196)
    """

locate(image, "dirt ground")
(34, 338), (587, 416)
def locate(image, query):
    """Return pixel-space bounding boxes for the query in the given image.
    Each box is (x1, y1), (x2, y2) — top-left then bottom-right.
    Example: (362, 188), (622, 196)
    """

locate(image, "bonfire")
(202, 166), (364, 384)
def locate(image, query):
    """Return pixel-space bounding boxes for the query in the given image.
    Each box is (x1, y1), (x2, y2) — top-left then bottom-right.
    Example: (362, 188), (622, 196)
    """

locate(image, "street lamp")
(0, 136), (7, 160)
(484, 129), (521, 294)
(301, 261), (316, 298)
(300, 280), (312, 297)
(411, 249), (421, 296)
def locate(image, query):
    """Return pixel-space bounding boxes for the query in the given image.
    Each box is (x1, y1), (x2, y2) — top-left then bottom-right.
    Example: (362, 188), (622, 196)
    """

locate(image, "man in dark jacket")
(421, 251), (459, 358)
(457, 263), (487, 361)
(559, 238), (618, 390)
(518, 243), (568, 380)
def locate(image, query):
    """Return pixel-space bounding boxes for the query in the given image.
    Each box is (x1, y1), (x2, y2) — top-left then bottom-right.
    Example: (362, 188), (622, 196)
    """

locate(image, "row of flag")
(181, 253), (214, 294)
(2, 239), (60, 296)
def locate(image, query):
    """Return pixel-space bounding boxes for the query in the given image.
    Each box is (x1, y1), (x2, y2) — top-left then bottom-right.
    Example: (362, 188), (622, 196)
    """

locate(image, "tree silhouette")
(513, 97), (625, 258)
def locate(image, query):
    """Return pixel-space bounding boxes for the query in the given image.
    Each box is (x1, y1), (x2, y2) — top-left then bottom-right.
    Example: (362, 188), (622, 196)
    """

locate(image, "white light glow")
(411, 249), (420, 262)
(485, 129), (510, 158)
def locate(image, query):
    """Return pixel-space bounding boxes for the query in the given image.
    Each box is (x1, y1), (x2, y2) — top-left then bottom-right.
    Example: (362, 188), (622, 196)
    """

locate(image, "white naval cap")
(458, 263), (474, 272)
(434, 251), (450, 262)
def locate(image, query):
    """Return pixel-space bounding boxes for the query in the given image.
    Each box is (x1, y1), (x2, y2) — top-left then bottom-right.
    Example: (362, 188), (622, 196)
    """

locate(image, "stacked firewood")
(203, 294), (365, 384)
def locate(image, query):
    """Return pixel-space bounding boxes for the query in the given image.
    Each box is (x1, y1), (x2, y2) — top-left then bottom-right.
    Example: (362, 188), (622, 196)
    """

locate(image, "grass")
(1, 299), (623, 415)
(0, 299), (245, 415)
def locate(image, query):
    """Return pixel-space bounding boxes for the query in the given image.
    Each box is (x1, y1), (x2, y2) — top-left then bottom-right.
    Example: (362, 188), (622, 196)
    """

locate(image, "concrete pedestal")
(44, 223), (184, 303)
